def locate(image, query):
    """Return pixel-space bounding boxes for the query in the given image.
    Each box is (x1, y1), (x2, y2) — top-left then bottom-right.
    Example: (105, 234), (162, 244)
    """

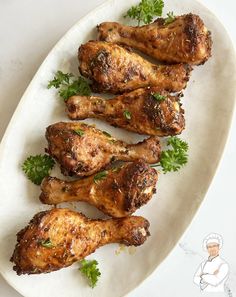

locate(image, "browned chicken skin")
(11, 208), (150, 275)
(66, 87), (185, 136)
(40, 160), (158, 217)
(78, 41), (191, 94)
(46, 122), (161, 177)
(98, 13), (212, 65)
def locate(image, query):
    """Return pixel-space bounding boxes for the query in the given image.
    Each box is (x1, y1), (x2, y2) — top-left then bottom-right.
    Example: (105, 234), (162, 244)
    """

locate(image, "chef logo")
(193, 233), (230, 292)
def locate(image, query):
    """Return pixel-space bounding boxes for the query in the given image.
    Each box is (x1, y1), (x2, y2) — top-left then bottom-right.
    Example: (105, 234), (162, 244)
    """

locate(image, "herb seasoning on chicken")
(11, 208), (150, 274)
(98, 13), (212, 65)
(66, 87), (185, 136)
(78, 41), (192, 94)
(45, 122), (161, 177)
(40, 160), (158, 217)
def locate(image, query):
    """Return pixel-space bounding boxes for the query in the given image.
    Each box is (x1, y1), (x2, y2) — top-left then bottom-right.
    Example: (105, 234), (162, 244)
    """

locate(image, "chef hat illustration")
(203, 233), (223, 251)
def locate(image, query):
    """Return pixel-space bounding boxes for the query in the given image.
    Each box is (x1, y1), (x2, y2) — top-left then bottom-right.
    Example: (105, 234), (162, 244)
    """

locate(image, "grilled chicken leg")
(11, 208), (150, 274)
(98, 13), (212, 65)
(66, 87), (185, 136)
(46, 122), (161, 177)
(40, 160), (158, 217)
(78, 41), (191, 94)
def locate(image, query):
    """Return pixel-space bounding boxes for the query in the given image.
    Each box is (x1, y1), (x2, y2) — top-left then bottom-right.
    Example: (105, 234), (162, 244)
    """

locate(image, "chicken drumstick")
(11, 208), (150, 274)
(40, 160), (158, 218)
(98, 13), (212, 65)
(66, 87), (185, 136)
(46, 122), (161, 177)
(78, 41), (191, 94)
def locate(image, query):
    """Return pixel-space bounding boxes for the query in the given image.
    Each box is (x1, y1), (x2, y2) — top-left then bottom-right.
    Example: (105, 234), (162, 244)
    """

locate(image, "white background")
(0, 1), (235, 296)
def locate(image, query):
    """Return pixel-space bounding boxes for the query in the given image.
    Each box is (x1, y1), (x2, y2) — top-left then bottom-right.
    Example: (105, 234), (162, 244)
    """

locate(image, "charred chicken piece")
(40, 160), (158, 218)
(11, 208), (150, 274)
(78, 41), (191, 94)
(66, 87), (185, 136)
(46, 122), (161, 177)
(98, 13), (212, 65)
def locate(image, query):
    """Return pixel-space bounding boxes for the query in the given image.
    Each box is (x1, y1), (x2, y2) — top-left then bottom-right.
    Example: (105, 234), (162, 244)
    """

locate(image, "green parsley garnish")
(102, 131), (112, 138)
(74, 129), (85, 136)
(48, 70), (91, 101)
(151, 137), (188, 173)
(47, 71), (73, 88)
(112, 166), (122, 173)
(102, 131), (116, 143)
(124, 0), (164, 25)
(152, 93), (166, 102)
(22, 154), (55, 185)
(39, 238), (54, 248)
(79, 259), (101, 288)
(164, 11), (175, 25)
(93, 171), (108, 184)
(123, 110), (132, 120)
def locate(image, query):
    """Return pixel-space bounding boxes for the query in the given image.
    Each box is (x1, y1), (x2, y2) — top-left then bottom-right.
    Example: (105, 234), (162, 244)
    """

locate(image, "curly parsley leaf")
(151, 137), (188, 173)
(93, 171), (108, 184)
(39, 238), (54, 248)
(47, 71), (73, 89)
(124, 0), (164, 25)
(48, 71), (91, 101)
(74, 129), (85, 136)
(102, 131), (112, 138)
(22, 154), (55, 185)
(152, 93), (166, 102)
(164, 11), (175, 25)
(79, 259), (101, 288)
(123, 110), (132, 120)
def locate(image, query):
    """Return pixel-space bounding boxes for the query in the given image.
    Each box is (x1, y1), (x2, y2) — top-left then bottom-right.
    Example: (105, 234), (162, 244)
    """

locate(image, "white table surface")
(0, 1), (236, 296)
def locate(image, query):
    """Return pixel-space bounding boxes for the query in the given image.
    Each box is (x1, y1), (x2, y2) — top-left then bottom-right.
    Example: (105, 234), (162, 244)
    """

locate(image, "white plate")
(0, 0), (236, 296)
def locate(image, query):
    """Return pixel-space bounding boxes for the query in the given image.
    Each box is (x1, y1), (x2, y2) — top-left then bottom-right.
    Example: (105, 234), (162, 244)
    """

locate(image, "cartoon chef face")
(207, 243), (220, 257)
(203, 233), (223, 258)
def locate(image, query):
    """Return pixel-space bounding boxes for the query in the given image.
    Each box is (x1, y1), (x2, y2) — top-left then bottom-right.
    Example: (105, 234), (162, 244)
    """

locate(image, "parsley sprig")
(102, 131), (112, 138)
(79, 259), (101, 288)
(152, 93), (166, 102)
(152, 137), (188, 173)
(74, 129), (85, 136)
(164, 11), (175, 25)
(39, 238), (54, 248)
(123, 110), (132, 120)
(124, 0), (164, 25)
(22, 154), (55, 185)
(94, 171), (108, 184)
(48, 70), (91, 101)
